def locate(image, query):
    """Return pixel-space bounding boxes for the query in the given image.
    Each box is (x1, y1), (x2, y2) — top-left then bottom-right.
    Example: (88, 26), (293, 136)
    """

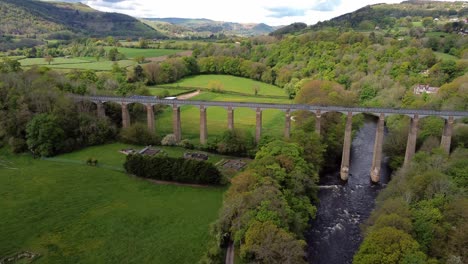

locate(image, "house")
(413, 84), (439, 95)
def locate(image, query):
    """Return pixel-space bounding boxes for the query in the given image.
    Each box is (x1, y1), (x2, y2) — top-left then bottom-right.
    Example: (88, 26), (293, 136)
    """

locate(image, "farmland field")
(148, 86), (194, 97)
(104, 47), (184, 58)
(19, 58), (137, 71)
(434, 51), (459, 61)
(159, 74), (288, 97)
(154, 91), (292, 143)
(0, 149), (224, 264)
(53, 143), (229, 168)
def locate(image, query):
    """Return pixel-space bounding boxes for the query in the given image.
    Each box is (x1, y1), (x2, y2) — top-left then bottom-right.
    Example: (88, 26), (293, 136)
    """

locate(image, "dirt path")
(177, 90), (201, 100)
(225, 241), (234, 264)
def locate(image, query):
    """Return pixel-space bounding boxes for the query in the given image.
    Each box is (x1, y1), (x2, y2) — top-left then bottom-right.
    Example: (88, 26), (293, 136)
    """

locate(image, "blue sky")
(48, 0), (460, 26)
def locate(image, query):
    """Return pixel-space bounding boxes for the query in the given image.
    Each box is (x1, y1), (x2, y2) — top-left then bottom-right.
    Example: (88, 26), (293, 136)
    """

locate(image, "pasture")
(0, 149), (224, 264)
(18, 57), (137, 71)
(434, 51), (459, 61)
(154, 91), (291, 143)
(159, 74), (288, 97)
(53, 143), (229, 168)
(104, 47), (184, 59)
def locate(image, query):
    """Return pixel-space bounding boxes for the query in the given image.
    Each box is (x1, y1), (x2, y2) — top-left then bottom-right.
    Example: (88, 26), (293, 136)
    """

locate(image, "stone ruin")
(183, 152), (209, 161)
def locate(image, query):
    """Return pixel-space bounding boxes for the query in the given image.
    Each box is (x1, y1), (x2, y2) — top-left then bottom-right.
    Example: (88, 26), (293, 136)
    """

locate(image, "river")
(306, 116), (391, 264)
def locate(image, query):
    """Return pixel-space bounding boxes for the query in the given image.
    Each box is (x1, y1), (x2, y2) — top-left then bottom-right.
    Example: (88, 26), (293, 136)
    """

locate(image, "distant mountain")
(142, 17), (278, 37)
(0, 0), (165, 39)
(310, 0), (467, 31)
(269, 22), (308, 37)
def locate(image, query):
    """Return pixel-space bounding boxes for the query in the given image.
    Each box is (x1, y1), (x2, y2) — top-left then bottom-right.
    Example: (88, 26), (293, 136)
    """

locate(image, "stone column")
(200, 105), (207, 144)
(172, 105), (181, 142)
(440, 116), (454, 154)
(403, 115), (419, 167)
(121, 103), (130, 128)
(255, 108), (262, 144)
(284, 110), (291, 140)
(227, 106), (234, 131)
(370, 113), (385, 183)
(96, 101), (106, 118)
(340, 112), (353, 181)
(315, 110), (321, 136)
(146, 104), (155, 133)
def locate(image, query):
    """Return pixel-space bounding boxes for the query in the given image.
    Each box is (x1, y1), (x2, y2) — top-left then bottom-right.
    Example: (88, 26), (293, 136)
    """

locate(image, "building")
(413, 84), (439, 95)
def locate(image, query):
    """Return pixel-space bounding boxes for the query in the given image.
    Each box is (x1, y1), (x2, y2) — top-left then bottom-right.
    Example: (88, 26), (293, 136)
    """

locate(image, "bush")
(124, 154), (224, 185)
(120, 123), (160, 146)
(178, 139), (194, 149)
(216, 129), (254, 155)
(8, 137), (27, 153)
(161, 134), (177, 146)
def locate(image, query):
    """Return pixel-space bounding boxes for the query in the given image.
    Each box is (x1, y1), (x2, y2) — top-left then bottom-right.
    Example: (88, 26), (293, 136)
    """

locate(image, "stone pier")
(96, 101), (106, 118)
(340, 112), (353, 181)
(172, 105), (181, 142)
(255, 108), (262, 144)
(284, 110), (291, 139)
(146, 104), (155, 133)
(227, 106), (234, 130)
(370, 113), (385, 183)
(200, 105), (207, 144)
(121, 103), (130, 128)
(403, 115), (419, 166)
(315, 110), (321, 135)
(440, 116), (454, 154)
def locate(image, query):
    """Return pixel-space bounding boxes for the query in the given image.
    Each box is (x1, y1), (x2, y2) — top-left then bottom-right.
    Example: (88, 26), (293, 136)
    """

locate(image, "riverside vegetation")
(0, 0), (467, 263)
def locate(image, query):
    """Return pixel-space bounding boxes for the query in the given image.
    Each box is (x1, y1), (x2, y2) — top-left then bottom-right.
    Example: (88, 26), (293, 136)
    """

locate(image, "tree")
(354, 227), (427, 264)
(26, 114), (65, 157)
(241, 221), (307, 264)
(0, 58), (21, 73)
(44, 55), (54, 65)
(138, 37), (148, 48)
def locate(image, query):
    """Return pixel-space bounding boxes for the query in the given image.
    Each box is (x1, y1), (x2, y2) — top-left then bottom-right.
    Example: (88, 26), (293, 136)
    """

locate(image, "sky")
(50, 0), (460, 26)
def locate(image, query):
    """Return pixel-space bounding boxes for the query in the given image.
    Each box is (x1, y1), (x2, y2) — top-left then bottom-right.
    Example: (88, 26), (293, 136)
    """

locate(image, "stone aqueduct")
(73, 95), (468, 183)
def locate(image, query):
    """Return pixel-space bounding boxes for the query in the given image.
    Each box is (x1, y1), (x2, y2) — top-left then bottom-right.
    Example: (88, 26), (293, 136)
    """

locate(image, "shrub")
(161, 134), (177, 146)
(120, 123), (160, 146)
(124, 154), (223, 185)
(178, 139), (194, 149)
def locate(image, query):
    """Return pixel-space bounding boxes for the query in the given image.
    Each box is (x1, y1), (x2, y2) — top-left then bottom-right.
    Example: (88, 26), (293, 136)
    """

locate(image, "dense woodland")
(0, 0), (467, 263)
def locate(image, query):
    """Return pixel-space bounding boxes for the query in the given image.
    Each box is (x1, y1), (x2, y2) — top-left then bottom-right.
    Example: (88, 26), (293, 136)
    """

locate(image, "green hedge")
(124, 154), (223, 185)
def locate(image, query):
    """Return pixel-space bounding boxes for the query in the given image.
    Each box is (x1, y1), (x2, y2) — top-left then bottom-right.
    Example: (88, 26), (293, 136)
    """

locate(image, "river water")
(306, 117), (391, 264)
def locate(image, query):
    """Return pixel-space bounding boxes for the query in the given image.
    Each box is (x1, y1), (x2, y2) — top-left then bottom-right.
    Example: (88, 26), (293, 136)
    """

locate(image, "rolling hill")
(270, 0), (467, 36)
(310, 0), (467, 31)
(142, 17), (277, 37)
(0, 0), (165, 39)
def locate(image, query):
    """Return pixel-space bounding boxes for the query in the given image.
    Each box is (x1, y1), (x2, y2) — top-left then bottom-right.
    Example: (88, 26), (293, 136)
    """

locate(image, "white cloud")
(60, 0), (461, 26)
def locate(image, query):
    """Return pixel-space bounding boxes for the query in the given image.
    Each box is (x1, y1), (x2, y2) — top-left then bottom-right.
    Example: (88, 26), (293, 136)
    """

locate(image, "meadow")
(15, 47), (185, 71)
(148, 86), (194, 97)
(0, 149), (225, 263)
(104, 47), (184, 58)
(18, 57), (137, 71)
(154, 92), (291, 143)
(159, 74), (288, 97)
(52, 143), (229, 168)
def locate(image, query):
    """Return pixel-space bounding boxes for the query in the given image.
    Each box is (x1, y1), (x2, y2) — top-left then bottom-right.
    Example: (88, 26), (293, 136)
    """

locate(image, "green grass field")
(148, 87), (194, 97)
(154, 92), (291, 143)
(434, 52), (459, 61)
(104, 47), (184, 58)
(19, 58), (137, 71)
(18, 57), (91, 66)
(0, 149), (224, 263)
(159, 75), (288, 97)
(52, 143), (229, 168)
